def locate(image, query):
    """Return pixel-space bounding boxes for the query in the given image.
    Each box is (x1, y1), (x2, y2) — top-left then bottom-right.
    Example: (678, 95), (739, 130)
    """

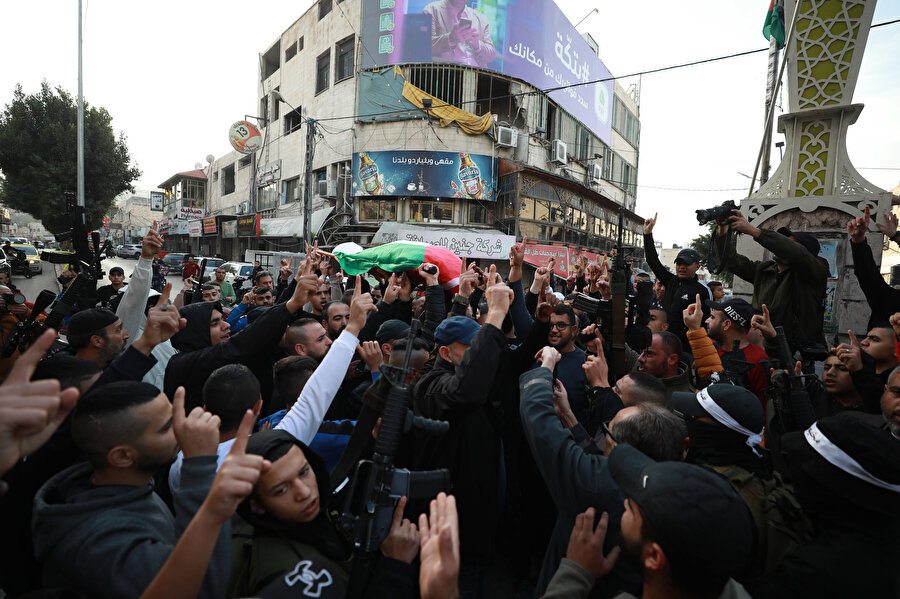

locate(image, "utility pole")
(302, 119), (317, 245)
(77, 0), (85, 208)
(760, 0), (782, 185)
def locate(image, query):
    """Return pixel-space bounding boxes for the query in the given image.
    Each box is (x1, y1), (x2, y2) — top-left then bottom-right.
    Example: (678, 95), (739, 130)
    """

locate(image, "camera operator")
(642, 212), (711, 348)
(0, 285), (45, 379)
(711, 208), (827, 358)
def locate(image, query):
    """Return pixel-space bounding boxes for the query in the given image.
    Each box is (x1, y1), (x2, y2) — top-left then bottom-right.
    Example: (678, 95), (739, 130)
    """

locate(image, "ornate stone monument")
(735, 0), (893, 340)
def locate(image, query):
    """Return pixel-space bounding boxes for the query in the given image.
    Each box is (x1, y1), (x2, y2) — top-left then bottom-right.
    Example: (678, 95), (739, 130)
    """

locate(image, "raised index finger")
(352, 275), (362, 300)
(171, 386), (187, 427)
(6, 328), (57, 384)
(157, 282), (173, 307)
(229, 408), (256, 455)
(848, 329), (859, 347)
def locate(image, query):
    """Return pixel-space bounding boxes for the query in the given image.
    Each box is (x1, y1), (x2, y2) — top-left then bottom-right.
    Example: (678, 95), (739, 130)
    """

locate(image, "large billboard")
(351, 150), (498, 200)
(361, 0), (614, 143)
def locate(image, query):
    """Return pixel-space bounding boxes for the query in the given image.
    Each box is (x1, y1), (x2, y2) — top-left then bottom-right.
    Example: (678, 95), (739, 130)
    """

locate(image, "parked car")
(220, 261), (255, 285)
(161, 252), (189, 275)
(33, 240), (45, 249)
(119, 244), (142, 258)
(10, 244), (43, 274)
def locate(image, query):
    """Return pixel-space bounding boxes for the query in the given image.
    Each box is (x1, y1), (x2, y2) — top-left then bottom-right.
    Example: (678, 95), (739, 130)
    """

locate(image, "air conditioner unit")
(496, 126), (518, 148)
(237, 201), (250, 215)
(551, 140), (567, 164)
(318, 179), (338, 198)
(590, 163), (603, 185)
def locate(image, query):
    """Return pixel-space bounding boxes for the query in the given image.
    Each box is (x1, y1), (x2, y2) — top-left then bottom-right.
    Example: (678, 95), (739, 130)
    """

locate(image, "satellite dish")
(206, 154), (215, 164)
(194, 162), (203, 170)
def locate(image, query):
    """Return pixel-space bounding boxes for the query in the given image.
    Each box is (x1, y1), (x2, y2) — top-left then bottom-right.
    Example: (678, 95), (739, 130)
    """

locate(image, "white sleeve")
(117, 257), (153, 342)
(276, 329), (359, 444)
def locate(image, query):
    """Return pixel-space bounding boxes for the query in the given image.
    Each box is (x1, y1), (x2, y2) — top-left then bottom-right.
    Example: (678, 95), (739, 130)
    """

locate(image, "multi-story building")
(203, 0), (645, 270)
(109, 189), (165, 244)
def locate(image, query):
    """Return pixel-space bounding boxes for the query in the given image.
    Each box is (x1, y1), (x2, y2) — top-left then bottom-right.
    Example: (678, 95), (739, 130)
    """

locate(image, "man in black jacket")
(642, 213), (711, 348)
(846, 206), (900, 329)
(411, 277), (514, 599)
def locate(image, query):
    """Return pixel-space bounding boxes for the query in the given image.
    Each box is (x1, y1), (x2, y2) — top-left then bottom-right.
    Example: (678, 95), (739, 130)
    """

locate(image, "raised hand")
(581, 324), (604, 355)
(876, 208), (899, 239)
(0, 329), (80, 475)
(418, 493), (460, 599)
(141, 229), (164, 260)
(727, 209), (761, 237)
(583, 352), (610, 388)
(172, 387), (220, 458)
(383, 274), (402, 304)
(380, 496), (420, 564)
(565, 508), (620, 579)
(833, 330), (863, 373)
(358, 340), (384, 373)
(203, 407), (269, 524)
(750, 303), (776, 339)
(418, 263), (440, 287)
(682, 293), (704, 331)
(134, 283), (186, 354)
(642, 212), (657, 235)
(535, 345), (562, 369)
(509, 235), (527, 283)
(846, 205), (870, 243)
(551, 379), (577, 429)
(891, 312), (900, 337)
(346, 275), (377, 337)
(287, 273), (320, 313)
(484, 279), (514, 323)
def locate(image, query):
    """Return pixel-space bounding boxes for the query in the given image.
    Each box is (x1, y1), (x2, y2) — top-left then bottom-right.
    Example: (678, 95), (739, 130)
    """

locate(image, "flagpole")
(760, 27), (780, 184)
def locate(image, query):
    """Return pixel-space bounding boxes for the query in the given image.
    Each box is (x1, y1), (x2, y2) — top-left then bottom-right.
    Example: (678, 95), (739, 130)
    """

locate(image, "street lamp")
(775, 141), (785, 161)
(271, 90), (315, 245)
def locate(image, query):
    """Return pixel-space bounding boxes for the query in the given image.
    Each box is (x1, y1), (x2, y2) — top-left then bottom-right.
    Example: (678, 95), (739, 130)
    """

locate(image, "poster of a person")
(423, 0), (496, 67)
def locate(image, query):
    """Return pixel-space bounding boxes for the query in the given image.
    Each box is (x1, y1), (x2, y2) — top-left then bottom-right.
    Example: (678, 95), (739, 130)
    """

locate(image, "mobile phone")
(458, 17), (472, 28)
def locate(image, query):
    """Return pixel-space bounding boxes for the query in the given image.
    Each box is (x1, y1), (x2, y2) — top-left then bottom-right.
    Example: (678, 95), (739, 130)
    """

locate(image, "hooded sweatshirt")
(32, 455), (227, 599)
(229, 430), (415, 599)
(164, 300), (296, 411)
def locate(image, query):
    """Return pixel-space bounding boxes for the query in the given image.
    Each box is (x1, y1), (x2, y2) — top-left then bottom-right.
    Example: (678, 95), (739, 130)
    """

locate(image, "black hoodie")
(229, 430), (415, 599)
(164, 300), (296, 410)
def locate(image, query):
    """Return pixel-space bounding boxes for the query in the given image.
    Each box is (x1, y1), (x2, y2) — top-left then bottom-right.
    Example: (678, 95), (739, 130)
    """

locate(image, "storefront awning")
(311, 207), (334, 236)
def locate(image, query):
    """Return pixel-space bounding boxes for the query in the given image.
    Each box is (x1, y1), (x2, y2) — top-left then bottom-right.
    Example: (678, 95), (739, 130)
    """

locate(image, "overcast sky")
(2, 0), (898, 246)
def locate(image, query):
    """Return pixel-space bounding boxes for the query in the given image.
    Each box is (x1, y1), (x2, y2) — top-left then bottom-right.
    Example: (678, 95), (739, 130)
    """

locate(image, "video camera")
(696, 200), (738, 226)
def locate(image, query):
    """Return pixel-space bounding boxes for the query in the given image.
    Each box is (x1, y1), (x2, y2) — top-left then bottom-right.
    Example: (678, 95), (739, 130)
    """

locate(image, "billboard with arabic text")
(351, 150), (497, 200)
(361, 0), (614, 143)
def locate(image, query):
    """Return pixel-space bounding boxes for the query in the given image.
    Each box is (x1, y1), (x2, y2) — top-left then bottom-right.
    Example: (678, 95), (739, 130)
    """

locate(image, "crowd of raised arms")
(0, 205), (898, 599)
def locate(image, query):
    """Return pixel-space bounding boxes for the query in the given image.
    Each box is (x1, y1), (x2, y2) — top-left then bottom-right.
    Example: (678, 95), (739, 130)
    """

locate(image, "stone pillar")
(734, 0), (892, 341)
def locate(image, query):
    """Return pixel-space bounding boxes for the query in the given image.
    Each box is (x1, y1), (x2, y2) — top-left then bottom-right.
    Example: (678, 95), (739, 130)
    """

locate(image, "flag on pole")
(332, 241), (462, 291)
(762, 0), (785, 48)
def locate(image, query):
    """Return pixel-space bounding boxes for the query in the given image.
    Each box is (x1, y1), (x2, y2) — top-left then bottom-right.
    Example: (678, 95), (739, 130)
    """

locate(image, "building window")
(298, 36), (304, 52)
(407, 64), (464, 108)
(467, 202), (492, 224)
(284, 108), (303, 135)
(316, 51), (330, 94)
(475, 73), (513, 125)
(213, 171), (219, 182)
(238, 156), (251, 169)
(258, 184), (279, 212)
(284, 177), (301, 204)
(271, 87), (280, 122)
(284, 41), (297, 62)
(221, 165), (235, 196)
(261, 41), (280, 81)
(318, 0), (332, 20)
(359, 198), (397, 222)
(409, 200), (452, 223)
(335, 35), (355, 82)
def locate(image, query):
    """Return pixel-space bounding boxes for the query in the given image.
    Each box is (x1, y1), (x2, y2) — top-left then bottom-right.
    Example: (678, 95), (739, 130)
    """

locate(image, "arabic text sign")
(360, 0), (614, 144)
(351, 151), (497, 200)
(189, 220), (203, 238)
(523, 243), (569, 278)
(150, 191), (164, 212)
(179, 206), (205, 220)
(398, 228), (515, 259)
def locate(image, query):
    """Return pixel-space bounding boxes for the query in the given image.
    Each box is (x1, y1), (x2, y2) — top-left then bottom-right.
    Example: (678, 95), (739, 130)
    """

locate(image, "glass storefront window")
(359, 198), (397, 222)
(409, 200), (452, 223)
(467, 203), (490, 224)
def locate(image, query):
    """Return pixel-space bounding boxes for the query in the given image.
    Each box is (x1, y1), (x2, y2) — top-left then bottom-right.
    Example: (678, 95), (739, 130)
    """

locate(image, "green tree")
(691, 223), (735, 287)
(0, 82), (140, 234)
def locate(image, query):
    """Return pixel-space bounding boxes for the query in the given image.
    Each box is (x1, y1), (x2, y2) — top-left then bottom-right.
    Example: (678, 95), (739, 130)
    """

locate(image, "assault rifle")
(338, 319), (451, 552)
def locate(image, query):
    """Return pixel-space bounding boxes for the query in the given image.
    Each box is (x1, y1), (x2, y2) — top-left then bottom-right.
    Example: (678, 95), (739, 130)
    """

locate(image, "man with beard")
(322, 300), (350, 340)
(541, 304), (589, 431)
(32, 381), (228, 599)
(543, 443), (754, 598)
(703, 297), (770, 408)
(881, 366), (900, 438)
(636, 331), (693, 401)
(66, 308), (130, 369)
(212, 266), (236, 306)
(711, 209), (828, 357)
(282, 318), (333, 360)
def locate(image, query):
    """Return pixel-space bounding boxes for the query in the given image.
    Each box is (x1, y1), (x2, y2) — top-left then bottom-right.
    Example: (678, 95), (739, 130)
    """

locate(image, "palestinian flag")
(762, 0), (785, 48)
(332, 241), (462, 291)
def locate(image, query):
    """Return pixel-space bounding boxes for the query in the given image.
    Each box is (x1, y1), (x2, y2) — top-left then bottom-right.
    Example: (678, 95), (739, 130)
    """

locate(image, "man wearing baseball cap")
(543, 443), (754, 598)
(97, 266), (127, 309)
(703, 297), (770, 408)
(411, 281), (519, 596)
(672, 385), (809, 576)
(642, 213), (712, 348)
(710, 208), (828, 357)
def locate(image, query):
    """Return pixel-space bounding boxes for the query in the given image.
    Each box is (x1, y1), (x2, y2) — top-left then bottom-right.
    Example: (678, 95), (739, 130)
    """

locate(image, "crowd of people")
(0, 205), (898, 599)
